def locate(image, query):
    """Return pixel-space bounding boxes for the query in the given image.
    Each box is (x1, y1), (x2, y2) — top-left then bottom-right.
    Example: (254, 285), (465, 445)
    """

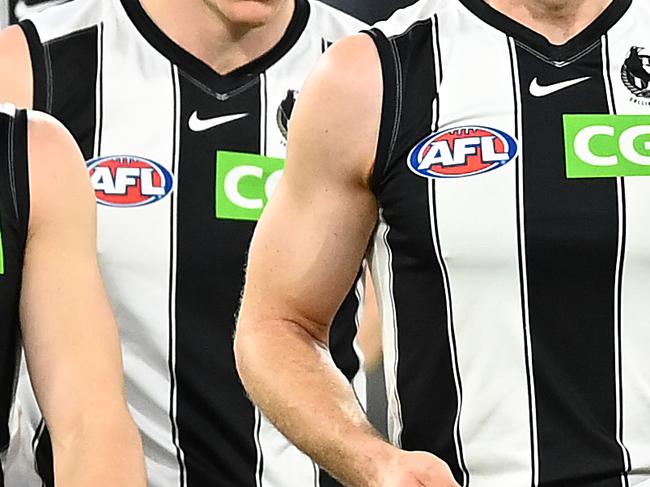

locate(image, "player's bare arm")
(235, 35), (457, 487)
(20, 112), (146, 486)
(0, 25), (33, 107)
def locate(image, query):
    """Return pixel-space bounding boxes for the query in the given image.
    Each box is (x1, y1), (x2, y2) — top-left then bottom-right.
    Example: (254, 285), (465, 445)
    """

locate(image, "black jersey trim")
(364, 28), (398, 196)
(119, 0), (310, 95)
(457, 0), (632, 63)
(13, 110), (30, 249)
(18, 21), (47, 111)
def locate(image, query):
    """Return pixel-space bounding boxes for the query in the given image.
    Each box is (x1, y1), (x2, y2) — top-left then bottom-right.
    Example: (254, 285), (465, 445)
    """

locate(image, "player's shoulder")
(21, 0), (112, 44)
(26, 110), (91, 230)
(306, 0), (368, 41)
(26, 110), (84, 177)
(371, 0), (447, 39)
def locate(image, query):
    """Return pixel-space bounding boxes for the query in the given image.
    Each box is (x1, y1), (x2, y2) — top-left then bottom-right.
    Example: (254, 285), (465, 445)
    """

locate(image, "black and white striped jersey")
(0, 105), (29, 486)
(12, 1), (366, 486)
(366, 0), (650, 486)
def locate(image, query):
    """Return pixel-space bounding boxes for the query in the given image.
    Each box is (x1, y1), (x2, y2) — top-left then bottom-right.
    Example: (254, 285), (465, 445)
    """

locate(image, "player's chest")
(385, 38), (650, 267)
(86, 74), (309, 272)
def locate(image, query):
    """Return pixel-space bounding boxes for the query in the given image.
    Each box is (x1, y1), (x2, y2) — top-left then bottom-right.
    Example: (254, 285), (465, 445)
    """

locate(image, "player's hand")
(373, 450), (461, 487)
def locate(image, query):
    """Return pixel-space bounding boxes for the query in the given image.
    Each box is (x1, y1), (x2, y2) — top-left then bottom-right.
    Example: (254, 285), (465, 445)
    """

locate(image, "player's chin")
(214, 0), (284, 27)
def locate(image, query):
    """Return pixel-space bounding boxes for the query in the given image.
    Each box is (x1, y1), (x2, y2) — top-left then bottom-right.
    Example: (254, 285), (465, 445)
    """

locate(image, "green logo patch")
(216, 151), (285, 221)
(564, 115), (650, 178)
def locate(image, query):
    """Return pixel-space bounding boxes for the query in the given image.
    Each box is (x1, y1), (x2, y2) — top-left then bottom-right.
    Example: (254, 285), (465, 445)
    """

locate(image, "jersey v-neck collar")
(120, 0), (310, 95)
(458, 0), (632, 63)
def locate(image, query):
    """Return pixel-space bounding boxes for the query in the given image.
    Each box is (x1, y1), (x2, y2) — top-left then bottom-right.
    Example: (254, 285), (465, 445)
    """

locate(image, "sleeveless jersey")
(0, 105), (30, 485)
(14, 1), (367, 486)
(367, 0), (650, 486)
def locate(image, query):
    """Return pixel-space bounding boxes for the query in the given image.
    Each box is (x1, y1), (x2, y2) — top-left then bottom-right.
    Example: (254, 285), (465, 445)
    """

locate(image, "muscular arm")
(20, 112), (146, 486)
(236, 35), (385, 485)
(236, 35), (458, 487)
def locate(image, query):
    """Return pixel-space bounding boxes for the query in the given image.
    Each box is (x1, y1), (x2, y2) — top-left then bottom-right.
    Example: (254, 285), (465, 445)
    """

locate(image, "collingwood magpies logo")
(621, 47), (650, 99)
(276, 90), (298, 141)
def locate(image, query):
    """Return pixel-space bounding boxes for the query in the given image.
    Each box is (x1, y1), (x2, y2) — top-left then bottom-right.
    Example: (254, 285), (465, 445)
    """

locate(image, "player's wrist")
(354, 438), (402, 487)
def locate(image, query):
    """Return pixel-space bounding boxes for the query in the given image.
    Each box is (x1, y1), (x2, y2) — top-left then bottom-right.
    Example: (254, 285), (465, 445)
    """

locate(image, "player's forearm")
(53, 409), (146, 486)
(235, 318), (397, 486)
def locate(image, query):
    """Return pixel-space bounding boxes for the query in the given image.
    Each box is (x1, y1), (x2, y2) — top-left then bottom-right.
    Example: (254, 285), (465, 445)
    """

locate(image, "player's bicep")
(20, 113), (125, 436)
(240, 34), (383, 342)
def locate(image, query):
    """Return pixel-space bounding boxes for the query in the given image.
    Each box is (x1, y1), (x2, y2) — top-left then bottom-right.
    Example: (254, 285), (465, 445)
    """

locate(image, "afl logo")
(408, 126), (518, 179)
(87, 156), (174, 208)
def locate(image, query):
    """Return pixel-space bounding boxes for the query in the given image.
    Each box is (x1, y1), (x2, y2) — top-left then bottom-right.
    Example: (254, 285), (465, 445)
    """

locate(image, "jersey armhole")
(18, 20), (47, 112)
(13, 109), (31, 252)
(363, 28), (400, 197)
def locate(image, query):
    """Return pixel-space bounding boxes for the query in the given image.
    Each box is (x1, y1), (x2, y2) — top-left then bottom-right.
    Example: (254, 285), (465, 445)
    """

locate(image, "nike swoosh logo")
(529, 76), (591, 97)
(188, 112), (249, 132)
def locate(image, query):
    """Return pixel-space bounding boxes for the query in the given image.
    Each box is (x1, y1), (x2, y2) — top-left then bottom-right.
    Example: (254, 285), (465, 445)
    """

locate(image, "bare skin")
(22, 111), (146, 486)
(139, 0), (296, 74)
(0, 0), (382, 479)
(485, 0), (613, 44)
(235, 1), (618, 486)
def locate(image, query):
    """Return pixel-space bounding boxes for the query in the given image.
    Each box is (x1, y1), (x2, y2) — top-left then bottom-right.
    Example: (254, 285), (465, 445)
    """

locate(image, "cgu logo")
(564, 115), (650, 178)
(408, 126), (518, 179)
(216, 151), (285, 221)
(573, 125), (650, 166)
(87, 156), (174, 207)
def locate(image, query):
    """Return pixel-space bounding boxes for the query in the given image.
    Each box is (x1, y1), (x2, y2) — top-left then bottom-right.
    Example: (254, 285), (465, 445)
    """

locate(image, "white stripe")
(429, 20), (534, 484)
(428, 19), (467, 485)
(260, 73), (267, 155)
(509, 36), (539, 487)
(370, 212), (403, 447)
(601, 12), (650, 480)
(351, 269), (368, 407)
(96, 19), (181, 484)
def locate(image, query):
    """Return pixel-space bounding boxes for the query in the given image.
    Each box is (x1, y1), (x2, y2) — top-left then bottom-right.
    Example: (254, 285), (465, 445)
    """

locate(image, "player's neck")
(138, 0), (296, 75)
(486, 0), (613, 45)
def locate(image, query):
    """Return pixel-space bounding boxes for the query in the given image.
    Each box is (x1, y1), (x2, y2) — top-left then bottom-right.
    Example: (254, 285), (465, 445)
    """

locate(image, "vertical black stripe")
(254, 410), (263, 486)
(507, 37), (538, 487)
(42, 26), (99, 159)
(365, 28), (399, 195)
(616, 177), (629, 487)
(168, 64), (186, 487)
(0, 108), (29, 486)
(516, 42), (625, 485)
(175, 74), (261, 487)
(603, 33), (632, 484)
(18, 21), (47, 111)
(370, 20), (465, 484)
(34, 430), (53, 487)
